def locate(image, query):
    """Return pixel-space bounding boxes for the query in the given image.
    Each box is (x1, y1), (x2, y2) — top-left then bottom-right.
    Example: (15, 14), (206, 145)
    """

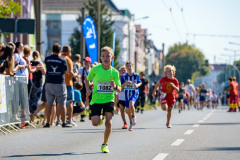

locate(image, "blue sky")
(112, 0), (240, 64)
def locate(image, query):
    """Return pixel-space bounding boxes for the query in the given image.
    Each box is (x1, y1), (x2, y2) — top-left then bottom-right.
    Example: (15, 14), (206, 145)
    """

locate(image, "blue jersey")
(121, 72), (142, 100)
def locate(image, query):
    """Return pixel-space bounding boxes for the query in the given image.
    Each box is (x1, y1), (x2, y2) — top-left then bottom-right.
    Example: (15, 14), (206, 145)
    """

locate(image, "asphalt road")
(1, 106), (240, 160)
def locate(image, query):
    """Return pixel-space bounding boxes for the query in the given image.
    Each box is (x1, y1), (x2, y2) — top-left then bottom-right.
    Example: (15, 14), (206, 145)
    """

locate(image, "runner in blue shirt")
(121, 61), (142, 131)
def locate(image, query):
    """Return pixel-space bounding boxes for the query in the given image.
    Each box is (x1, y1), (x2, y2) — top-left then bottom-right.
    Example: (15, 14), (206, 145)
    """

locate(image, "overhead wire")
(161, 0), (183, 41)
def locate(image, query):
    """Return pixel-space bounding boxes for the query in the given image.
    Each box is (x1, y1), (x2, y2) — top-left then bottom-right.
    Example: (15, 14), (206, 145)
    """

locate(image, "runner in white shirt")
(212, 91), (218, 109)
(185, 79), (195, 108)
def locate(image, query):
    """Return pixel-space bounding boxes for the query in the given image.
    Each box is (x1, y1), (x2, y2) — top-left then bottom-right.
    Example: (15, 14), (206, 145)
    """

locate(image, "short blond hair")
(125, 61), (134, 67)
(119, 66), (126, 71)
(101, 46), (113, 55)
(23, 46), (31, 56)
(164, 65), (176, 75)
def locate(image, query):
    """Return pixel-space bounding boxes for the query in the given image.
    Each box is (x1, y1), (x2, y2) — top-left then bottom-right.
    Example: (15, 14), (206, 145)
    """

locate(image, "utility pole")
(80, 7), (85, 65)
(97, 0), (101, 62)
(128, 22), (131, 61)
(162, 43), (165, 76)
(34, 0), (42, 54)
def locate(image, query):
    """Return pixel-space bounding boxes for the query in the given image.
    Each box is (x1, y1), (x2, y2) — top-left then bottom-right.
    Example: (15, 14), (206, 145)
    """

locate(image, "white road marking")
(193, 124), (200, 127)
(198, 120), (204, 123)
(171, 139), (185, 146)
(152, 153), (169, 160)
(184, 130), (194, 135)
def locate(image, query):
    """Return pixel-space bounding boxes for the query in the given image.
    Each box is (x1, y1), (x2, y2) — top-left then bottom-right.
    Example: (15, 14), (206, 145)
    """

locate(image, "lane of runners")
(22, 44), (238, 155)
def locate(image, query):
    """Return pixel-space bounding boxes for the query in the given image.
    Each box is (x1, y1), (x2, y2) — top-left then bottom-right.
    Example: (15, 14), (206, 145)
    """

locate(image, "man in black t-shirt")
(44, 43), (71, 128)
(136, 72), (149, 113)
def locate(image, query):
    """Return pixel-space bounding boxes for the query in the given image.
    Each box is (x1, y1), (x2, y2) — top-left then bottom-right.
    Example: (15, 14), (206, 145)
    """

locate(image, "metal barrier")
(0, 75), (36, 135)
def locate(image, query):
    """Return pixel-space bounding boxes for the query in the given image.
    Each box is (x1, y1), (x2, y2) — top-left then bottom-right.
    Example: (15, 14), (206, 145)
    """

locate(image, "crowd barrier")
(0, 75), (35, 134)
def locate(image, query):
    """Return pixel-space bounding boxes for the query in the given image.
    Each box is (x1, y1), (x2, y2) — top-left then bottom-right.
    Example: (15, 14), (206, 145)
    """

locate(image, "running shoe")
(71, 121), (77, 126)
(43, 123), (50, 128)
(67, 121), (77, 127)
(132, 116), (137, 126)
(55, 121), (62, 126)
(129, 124), (133, 131)
(101, 144), (109, 153)
(166, 123), (172, 128)
(122, 123), (128, 129)
(62, 122), (72, 128)
(98, 115), (104, 126)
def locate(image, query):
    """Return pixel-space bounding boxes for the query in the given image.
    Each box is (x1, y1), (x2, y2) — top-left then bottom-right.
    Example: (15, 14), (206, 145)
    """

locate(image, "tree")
(166, 43), (209, 83)
(69, 0), (121, 68)
(0, 0), (21, 44)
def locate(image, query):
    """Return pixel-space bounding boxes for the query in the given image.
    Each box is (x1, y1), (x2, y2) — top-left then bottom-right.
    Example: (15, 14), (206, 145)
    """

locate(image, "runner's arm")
(85, 78), (91, 96)
(152, 81), (161, 97)
(134, 82), (142, 88)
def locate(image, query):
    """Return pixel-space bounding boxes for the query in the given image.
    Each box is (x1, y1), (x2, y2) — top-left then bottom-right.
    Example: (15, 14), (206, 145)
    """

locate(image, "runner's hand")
(110, 78), (115, 88)
(126, 80), (132, 85)
(170, 82), (176, 88)
(152, 91), (156, 97)
(134, 83), (138, 88)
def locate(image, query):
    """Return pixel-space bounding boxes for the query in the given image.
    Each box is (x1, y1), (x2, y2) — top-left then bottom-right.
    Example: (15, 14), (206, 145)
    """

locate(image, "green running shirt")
(87, 64), (121, 105)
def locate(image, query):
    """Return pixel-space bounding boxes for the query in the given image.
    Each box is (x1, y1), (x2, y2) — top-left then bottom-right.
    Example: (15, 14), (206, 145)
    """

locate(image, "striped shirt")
(121, 72), (141, 100)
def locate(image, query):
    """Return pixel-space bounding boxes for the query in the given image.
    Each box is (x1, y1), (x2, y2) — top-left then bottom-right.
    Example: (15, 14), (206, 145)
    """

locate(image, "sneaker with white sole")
(129, 124), (133, 131)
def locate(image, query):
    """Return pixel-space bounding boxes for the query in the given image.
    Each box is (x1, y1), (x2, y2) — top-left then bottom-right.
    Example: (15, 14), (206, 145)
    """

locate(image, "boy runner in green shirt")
(85, 46), (121, 153)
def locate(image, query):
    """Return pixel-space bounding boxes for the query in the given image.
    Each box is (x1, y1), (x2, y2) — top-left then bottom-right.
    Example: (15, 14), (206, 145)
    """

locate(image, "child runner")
(85, 46), (121, 153)
(121, 61), (142, 131)
(152, 65), (179, 128)
(116, 66), (128, 129)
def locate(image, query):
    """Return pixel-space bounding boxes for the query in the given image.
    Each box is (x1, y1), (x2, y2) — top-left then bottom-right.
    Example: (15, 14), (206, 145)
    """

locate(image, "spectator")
(0, 45), (14, 75)
(44, 43), (71, 128)
(78, 56), (92, 122)
(72, 82), (85, 118)
(61, 45), (79, 126)
(29, 50), (46, 114)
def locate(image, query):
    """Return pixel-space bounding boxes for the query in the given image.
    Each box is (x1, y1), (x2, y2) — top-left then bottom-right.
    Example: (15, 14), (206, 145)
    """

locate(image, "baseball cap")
(187, 79), (191, 82)
(84, 57), (91, 63)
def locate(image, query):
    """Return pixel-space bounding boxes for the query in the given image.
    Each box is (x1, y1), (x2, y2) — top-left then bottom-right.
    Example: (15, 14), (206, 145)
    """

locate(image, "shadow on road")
(175, 122), (240, 126)
(201, 147), (240, 151)
(2, 152), (101, 158)
(63, 127), (162, 134)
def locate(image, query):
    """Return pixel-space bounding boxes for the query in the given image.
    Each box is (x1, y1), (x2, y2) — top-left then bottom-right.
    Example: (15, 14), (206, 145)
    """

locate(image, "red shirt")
(159, 77), (179, 94)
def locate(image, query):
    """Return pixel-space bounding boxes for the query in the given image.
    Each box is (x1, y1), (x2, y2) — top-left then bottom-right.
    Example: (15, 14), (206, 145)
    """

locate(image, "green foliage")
(217, 65), (239, 83)
(166, 43), (209, 83)
(69, 0), (121, 68)
(0, 0), (21, 44)
(0, 0), (21, 17)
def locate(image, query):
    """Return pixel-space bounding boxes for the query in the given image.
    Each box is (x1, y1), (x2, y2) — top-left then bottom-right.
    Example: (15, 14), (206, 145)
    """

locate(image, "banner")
(0, 75), (6, 113)
(112, 31), (116, 67)
(82, 16), (98, 64)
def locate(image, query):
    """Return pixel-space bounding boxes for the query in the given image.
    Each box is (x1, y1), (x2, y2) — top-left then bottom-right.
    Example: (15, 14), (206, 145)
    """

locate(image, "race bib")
(97, 81), (113, 93)
(160, 92), (166, 99)
(124, 84), (135, 90)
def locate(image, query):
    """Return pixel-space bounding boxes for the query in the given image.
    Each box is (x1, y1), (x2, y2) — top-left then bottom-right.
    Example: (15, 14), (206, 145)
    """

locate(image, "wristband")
(114, 85), (118, 90)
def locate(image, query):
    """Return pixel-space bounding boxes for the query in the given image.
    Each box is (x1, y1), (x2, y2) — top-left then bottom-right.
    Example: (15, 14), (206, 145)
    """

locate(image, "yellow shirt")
(62, 56), (73, 86)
